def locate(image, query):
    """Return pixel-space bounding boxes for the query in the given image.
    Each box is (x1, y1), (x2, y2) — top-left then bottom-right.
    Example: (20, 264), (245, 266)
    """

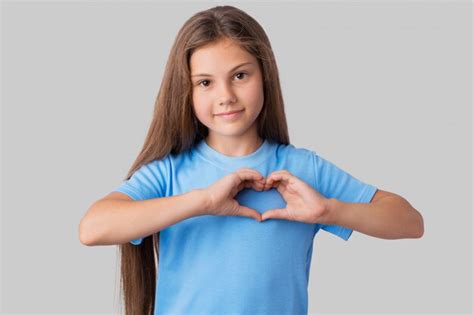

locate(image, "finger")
(236, 171), (264, 187)
(267, 173), (289, 183)
(233, 182), (245, 195)
(236, 170), (262, 180)
(275, 184), (286, 194)
(237, 167), (265, 177)
(236, 206), (262, 222)
(245, 182), (263, 192)
(267, 169), (290, 177)
(265, 173), (290, 189)
(239, 179), (264, 191)
(232, 181), (263, 197)
(232, 170), (266, 192)
(261, 209), (289, 221)
(247, 181), (264, 191)
(236, 168), (264, 181)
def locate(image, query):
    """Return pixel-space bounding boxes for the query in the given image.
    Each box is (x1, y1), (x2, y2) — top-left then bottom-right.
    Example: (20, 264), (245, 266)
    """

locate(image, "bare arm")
(79, 189), (209, 246)
(324, 190), (424, 239)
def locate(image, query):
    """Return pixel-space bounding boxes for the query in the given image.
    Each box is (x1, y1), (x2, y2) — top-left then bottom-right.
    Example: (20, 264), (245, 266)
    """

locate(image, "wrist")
(320, 198), (340, 225)
(194, 188), (212, 216)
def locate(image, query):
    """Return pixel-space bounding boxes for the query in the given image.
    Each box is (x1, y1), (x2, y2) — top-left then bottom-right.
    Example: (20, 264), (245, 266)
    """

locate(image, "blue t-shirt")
(114, 138), (377, 315)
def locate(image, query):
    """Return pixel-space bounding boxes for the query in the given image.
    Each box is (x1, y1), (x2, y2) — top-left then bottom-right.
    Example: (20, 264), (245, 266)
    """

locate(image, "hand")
(203, 168), (265, 222)
(261, 170), (332, 224)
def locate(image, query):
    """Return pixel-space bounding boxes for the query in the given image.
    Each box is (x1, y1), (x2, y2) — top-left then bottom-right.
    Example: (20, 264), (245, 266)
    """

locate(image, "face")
(190, 37), (264, 142)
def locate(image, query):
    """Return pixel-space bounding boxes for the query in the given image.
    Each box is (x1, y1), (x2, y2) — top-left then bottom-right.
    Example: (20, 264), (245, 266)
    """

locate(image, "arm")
(324, 189), (424, 239)
(79, 189), (209, 246)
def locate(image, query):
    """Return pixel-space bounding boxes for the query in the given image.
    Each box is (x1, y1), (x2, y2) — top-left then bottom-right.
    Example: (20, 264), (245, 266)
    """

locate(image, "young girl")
(79, 5), (424, 314)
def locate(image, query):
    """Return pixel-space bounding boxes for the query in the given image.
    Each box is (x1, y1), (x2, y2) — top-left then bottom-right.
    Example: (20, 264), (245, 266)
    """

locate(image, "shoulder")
(273, 141), (316, 161)
(142, 154), (171, 168)
(133, 154), (172, 178)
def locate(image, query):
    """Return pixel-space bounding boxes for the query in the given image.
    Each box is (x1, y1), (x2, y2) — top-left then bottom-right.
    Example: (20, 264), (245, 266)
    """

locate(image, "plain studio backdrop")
(1, 1), (472, 314)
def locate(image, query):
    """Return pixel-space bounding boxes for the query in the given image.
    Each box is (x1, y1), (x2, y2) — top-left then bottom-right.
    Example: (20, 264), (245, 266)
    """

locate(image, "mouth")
(214, 109), (244, 120)
(215, 109), (244, 116)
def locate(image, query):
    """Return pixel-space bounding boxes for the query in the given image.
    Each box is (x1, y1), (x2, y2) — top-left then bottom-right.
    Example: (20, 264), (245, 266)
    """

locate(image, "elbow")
(79, 216), (96, 246)
(79, 203), (102, 246)
(399, 197), (424, 239)
(416, 212), (424, 238)
(411, 208), (424, 239)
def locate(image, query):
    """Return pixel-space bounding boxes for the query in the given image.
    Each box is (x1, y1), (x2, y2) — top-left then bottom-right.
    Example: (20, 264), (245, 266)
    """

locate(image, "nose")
(217, 81), (237, 106)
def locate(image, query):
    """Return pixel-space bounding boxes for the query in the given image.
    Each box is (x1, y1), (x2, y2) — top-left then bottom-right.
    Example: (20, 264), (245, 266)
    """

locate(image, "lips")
(215, 109), (244, 116)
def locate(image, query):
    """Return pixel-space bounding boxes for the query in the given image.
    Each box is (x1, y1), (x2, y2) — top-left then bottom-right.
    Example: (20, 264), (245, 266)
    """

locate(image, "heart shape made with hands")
(244, 170), (332, 225)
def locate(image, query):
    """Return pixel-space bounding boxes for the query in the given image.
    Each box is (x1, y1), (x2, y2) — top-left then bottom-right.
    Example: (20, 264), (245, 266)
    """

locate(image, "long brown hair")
(118, 5), (290, 314)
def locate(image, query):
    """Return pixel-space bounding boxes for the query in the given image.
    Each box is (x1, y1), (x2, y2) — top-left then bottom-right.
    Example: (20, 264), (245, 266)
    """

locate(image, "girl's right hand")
(202, 168), (265, 222)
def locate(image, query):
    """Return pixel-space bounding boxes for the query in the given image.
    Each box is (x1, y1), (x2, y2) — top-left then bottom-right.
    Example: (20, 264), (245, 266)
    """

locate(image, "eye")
(197, 80), (211, 88)
(196, 72), (248, 88)
(234, 72), (248, 80)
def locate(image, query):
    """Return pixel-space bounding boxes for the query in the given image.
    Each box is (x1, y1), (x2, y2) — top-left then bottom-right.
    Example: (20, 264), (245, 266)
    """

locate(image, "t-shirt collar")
(195, 138), (273, 171)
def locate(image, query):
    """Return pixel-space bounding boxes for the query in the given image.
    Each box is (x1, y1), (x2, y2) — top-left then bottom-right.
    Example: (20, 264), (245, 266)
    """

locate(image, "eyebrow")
(191, 62), (254, 78)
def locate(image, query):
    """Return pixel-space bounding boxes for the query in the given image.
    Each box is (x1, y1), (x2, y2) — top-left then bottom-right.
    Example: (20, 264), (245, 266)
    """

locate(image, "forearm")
(325, 196), (424, 239)
(80, 189), (209, 246)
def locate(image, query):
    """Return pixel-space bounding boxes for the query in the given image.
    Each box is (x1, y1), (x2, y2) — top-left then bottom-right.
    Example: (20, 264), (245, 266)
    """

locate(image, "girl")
(79, 5), (424, 315)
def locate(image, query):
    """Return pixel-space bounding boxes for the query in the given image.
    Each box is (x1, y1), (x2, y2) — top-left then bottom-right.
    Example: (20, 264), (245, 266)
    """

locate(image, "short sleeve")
(312, 152), (378, 241)
(113, 158), (168, 245)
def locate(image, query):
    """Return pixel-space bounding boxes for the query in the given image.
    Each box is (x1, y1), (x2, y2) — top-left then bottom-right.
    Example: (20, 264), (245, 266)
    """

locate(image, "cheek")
(192, 95), (212, 122)
(247, 80), (264, 112)
(192, 103), (205, 120)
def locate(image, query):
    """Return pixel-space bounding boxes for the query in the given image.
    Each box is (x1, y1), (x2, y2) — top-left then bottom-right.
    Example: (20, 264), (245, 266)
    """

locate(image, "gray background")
(2, 0), (472, 314)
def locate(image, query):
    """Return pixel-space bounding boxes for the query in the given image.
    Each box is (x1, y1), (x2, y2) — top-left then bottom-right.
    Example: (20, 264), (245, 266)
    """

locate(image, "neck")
(205, 134), (263, 157)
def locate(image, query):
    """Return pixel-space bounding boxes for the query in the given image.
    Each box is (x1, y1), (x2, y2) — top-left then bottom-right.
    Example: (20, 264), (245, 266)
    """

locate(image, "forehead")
(190, 38), (257, 73)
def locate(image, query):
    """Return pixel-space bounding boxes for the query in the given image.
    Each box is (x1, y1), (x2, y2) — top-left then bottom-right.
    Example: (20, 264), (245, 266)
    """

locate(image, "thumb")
(236, 205), (262, 222)
(261, 209), (288, 221)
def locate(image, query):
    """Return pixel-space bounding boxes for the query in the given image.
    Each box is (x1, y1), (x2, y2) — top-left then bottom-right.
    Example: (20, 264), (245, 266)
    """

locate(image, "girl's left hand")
(261, 170), (332, 224)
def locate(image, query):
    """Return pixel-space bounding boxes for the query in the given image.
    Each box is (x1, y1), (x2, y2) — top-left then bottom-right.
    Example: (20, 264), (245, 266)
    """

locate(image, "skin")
(80, 39), (421, 246)
(190, 37), (264, 156)
(189, 37), (424, 239)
